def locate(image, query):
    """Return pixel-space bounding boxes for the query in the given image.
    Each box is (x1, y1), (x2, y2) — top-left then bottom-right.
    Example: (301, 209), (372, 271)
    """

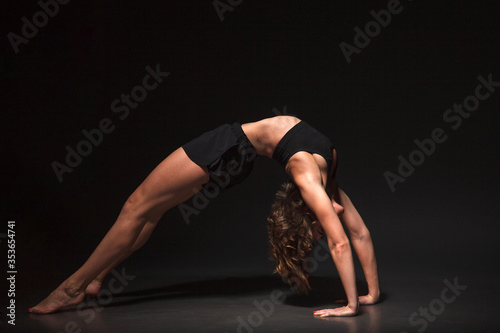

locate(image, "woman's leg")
(30, 148), (209, 314)
(85, 218), (160, 296)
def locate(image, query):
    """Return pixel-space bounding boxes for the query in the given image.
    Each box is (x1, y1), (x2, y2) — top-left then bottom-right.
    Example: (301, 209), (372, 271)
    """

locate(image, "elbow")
(351, 229), (371, 242)
(328, 238), (351, 254)
(349, 228), (372, 242)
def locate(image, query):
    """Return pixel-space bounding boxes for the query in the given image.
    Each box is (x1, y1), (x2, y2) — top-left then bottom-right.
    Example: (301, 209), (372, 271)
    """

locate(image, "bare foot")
(29, 284), (85, 315)
(313, 305), (358, 317)
(85, 280), (102, 297)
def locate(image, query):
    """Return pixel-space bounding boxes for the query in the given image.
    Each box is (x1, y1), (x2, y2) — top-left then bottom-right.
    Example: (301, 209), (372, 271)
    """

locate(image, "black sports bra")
(272, 121), (334, 171)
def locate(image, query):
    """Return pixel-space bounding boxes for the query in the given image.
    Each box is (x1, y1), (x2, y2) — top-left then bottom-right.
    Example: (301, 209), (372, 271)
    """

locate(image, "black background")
(1, 0), (499, 330)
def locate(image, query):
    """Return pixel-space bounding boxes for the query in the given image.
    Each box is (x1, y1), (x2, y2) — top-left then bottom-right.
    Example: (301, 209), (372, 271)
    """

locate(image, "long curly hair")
(267, 182), (317, 293)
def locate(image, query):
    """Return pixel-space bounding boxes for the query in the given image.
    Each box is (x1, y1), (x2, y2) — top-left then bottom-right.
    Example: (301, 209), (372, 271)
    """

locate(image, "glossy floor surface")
(4, 264), (496, 333)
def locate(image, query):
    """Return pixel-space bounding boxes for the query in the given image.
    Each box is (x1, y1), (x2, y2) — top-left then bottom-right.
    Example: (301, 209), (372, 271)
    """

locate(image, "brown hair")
(267, 182), (316, 293)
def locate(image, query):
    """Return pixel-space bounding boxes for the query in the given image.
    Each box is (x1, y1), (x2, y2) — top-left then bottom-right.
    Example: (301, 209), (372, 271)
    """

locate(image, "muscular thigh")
(130, 147), (209, 220)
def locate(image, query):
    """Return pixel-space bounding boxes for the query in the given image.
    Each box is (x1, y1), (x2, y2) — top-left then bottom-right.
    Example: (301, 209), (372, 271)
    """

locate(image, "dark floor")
(2, 264), (497, 333)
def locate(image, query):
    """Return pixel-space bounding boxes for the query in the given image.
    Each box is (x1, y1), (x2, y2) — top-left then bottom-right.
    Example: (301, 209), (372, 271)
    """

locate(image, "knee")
(121, 195), (139, 215)
(120, 192), (148, 223)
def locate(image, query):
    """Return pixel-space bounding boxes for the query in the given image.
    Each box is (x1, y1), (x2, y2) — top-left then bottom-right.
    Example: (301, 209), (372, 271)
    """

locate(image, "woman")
(29, 115), (379, 317)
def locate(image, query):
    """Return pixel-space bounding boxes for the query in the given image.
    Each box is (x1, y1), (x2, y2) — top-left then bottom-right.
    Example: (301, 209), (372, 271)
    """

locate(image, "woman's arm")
(337, 188), (380, 304)
(289, 156), (359, 316)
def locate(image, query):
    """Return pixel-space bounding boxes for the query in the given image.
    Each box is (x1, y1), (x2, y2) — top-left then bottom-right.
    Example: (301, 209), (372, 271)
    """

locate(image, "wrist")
(346, 302), (359, 314)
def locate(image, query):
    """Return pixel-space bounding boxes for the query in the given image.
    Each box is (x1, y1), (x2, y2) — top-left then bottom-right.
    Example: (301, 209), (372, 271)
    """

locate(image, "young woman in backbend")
(30, 115), (380, 317)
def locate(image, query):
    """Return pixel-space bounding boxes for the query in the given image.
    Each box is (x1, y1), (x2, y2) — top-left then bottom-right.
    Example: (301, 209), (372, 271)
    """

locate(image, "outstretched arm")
(291, 164), (359, 317)
(337, 187), (380, 304)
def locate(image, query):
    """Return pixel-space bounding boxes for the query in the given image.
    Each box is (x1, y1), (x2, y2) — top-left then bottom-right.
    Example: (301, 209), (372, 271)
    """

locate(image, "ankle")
(62, 278), (87, 296)
(63, 285), (84, 297)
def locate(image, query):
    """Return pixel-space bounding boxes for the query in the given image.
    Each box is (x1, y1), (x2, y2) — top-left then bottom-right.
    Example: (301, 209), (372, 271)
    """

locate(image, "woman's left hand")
(313, 305), (358, 317)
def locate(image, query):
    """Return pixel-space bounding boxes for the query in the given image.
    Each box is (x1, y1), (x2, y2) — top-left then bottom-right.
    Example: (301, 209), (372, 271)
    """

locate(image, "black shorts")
(182, 122), (257, 192)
